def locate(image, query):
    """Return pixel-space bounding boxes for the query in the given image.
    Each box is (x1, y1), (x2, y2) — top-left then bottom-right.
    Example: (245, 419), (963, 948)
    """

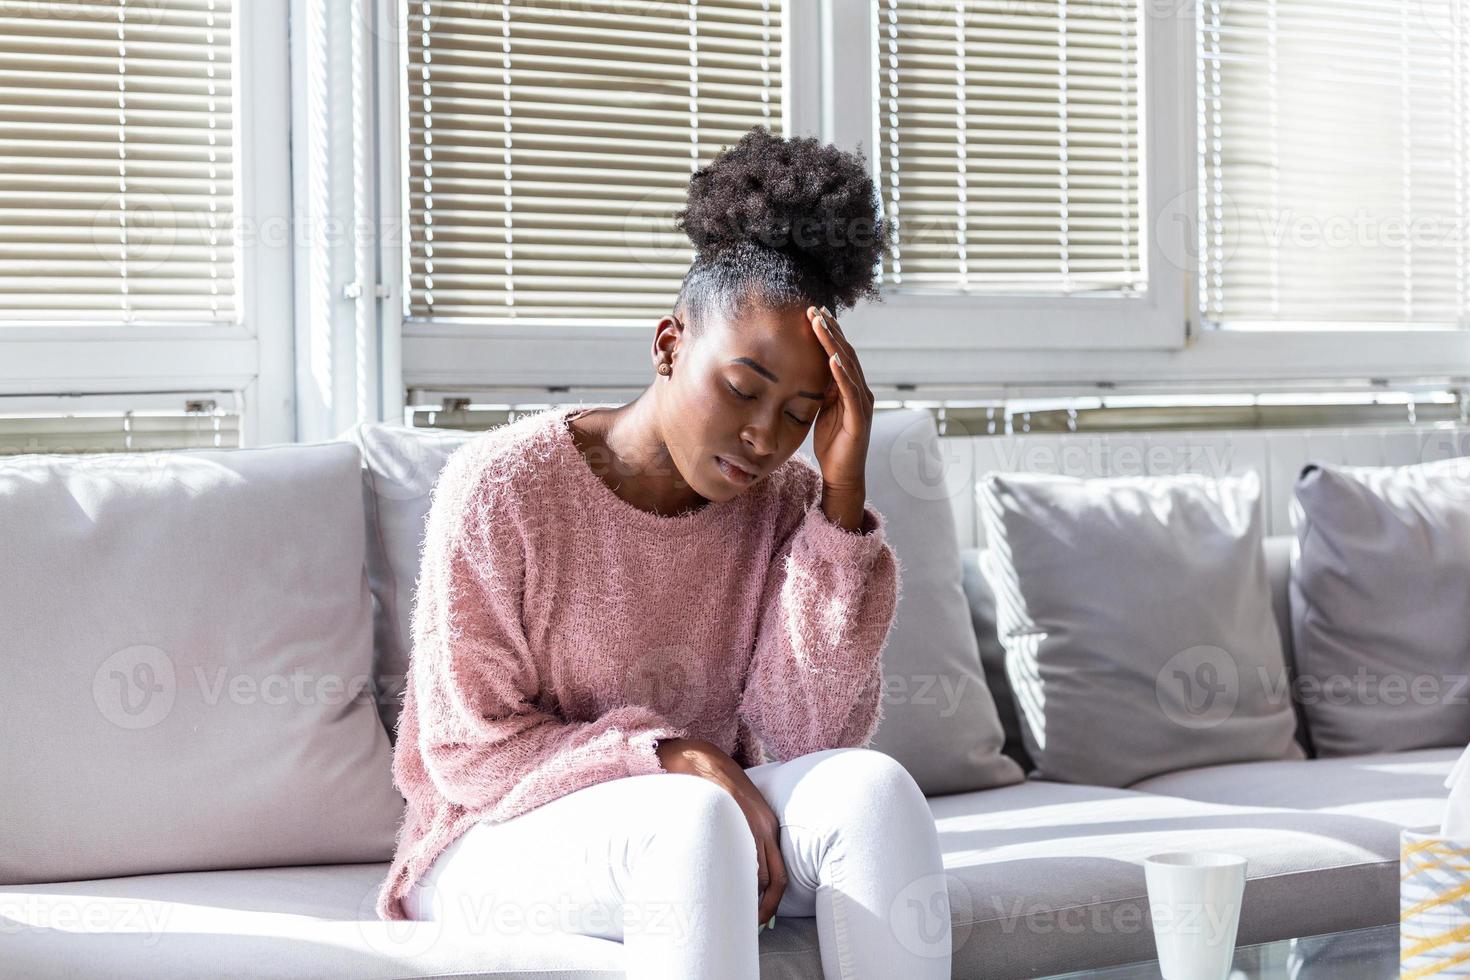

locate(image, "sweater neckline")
(550, 404), (743, 537)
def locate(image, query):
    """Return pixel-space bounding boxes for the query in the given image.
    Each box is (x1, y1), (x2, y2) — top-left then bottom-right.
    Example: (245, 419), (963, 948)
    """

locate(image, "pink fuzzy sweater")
(377, 404), (902, 920)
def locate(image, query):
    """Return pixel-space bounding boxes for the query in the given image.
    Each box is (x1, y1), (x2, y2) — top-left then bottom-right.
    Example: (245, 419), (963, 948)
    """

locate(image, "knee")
(641, 774), (754, 865)
(803, 748), (929, 819)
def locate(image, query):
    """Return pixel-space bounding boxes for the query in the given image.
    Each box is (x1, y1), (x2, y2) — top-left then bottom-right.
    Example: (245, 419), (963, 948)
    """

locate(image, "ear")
(653, 314), (684, 368)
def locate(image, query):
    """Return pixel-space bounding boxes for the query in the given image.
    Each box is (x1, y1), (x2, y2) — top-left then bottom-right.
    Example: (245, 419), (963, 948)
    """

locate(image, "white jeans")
(404, 747), (952, 980)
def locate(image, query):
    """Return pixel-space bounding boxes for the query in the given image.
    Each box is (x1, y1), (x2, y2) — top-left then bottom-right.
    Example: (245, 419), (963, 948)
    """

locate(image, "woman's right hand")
(656, 737), (786, 927)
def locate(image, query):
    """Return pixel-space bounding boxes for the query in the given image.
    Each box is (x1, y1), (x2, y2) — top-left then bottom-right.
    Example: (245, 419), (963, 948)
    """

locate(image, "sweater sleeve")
(736, 465), (902, 762)
(410, 463), (689, 819)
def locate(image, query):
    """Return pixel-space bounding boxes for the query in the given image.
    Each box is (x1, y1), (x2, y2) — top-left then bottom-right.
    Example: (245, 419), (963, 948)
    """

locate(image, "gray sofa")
(2, 414), (1462, 979)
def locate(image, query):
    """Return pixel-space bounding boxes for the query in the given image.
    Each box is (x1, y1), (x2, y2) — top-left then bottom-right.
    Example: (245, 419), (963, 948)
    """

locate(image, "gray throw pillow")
(978, 469), (1303, 787)
(0, 442), (404, 885)
(344, 422), (475, 737)
(812, 409), (1024, 795)
(958, 547), (1034, 774)
(1289, 458), (1470, 756)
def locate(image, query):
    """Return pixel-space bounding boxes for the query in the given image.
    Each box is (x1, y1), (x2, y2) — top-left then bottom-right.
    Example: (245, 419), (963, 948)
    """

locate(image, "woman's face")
(657, 300), (835, 502)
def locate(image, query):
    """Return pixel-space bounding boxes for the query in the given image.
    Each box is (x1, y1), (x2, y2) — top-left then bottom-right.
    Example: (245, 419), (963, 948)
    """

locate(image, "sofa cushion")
(957, 547), (1034, 774)
(977, 470), (1303, 787)
(1290, 458), (1470, 756)
(934, 778), (1414, 978)
(0, 862), (835, 980)
(343, 422), (475, 737)
(1, 781), (1423, 980)
(1130, 746), (1459, 828)
(961, 535), (1312, 773)
(808, 408), (1024, 795)
(0, 864), (623, 979)
(0, 443), (403, 885)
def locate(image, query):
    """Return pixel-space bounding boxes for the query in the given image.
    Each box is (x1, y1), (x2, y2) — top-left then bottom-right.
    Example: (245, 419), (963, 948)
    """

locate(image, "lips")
(716, 455), (757, 485)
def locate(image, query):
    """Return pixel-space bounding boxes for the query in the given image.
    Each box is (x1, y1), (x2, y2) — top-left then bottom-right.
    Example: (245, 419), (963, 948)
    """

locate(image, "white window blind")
(405, 0), (783, 322)
(0, 409), (239, 454)
(877, 0), (1143, 295)
(0, 0), (235, 323)
(1200, 0), (1468, 328)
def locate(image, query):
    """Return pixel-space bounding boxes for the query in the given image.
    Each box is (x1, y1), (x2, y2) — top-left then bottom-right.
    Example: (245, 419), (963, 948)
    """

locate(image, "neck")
(575, 389), (710, 516)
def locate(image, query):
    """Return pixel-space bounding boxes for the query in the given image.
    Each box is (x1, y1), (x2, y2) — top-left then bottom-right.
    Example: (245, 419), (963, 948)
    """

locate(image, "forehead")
(713, 302), (831, 389)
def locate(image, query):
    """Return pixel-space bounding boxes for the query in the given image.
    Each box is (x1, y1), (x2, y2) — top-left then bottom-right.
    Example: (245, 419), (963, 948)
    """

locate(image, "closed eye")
(726, 380), (814, 426)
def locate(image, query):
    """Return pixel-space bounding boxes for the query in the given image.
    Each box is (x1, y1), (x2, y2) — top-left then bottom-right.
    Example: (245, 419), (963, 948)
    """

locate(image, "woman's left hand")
(806, 305), (873, 499)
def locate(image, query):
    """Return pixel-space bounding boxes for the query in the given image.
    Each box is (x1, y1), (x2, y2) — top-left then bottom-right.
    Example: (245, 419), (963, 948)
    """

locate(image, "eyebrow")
(730, 357), (826, 400)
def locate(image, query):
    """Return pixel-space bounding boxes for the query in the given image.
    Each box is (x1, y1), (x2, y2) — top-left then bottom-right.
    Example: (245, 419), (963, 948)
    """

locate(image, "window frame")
(383, 0), (1470, 400)
(0, 0), (295, 445)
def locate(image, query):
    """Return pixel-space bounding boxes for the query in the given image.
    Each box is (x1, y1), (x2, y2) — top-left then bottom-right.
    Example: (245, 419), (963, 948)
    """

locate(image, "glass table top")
(1039, 922), (1398, 979)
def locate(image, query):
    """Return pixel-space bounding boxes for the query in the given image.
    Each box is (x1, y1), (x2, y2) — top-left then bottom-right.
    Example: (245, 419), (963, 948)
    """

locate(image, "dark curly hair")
(672, 127), (893, 335)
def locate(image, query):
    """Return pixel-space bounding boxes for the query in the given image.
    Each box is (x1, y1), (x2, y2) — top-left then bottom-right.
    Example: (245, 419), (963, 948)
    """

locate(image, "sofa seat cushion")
(932, 779), (1412, 979)
(0, 863), (829, 980)
(1129, 747), (1458, 828)
(6, 772), (1440, 980)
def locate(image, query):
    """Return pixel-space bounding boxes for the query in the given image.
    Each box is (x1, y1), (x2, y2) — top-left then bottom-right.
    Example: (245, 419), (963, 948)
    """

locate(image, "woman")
(376, 127), (952, 979)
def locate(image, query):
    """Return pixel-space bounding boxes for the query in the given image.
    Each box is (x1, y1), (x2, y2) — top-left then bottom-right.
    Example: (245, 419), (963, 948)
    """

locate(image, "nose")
(740, 417), (778, 459)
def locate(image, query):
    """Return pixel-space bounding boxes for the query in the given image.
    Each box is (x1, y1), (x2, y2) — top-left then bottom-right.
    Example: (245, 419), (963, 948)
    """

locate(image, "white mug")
(1144, 851), (1247, 980)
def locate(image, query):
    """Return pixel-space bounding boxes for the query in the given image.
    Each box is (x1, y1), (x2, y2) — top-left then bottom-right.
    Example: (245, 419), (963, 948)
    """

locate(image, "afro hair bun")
(674, 127), (894, 312)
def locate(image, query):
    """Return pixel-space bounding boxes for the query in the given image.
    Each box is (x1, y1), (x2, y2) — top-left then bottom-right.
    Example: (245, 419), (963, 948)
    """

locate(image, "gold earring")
(658, 362), (671, 376)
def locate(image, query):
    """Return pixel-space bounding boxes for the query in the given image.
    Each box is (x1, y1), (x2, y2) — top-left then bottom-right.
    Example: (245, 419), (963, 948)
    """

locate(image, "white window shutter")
(1199, 0), (1468, 328)
(404, 0), (784, 322)
(878, 0), (1143, 295)
(0, 410), (239, 454)
(0, 0), (235, 324)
